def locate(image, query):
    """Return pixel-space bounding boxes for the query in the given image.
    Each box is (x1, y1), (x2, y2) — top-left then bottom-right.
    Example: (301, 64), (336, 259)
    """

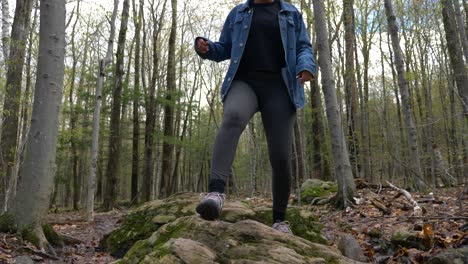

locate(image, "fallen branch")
(366, 191), (391, 215)
(387, 181), (423, 217)
(16, 246), (61, 261)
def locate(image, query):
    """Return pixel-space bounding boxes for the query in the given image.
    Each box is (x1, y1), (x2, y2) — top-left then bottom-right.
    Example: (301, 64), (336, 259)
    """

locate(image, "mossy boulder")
(100, 192), (200, 258)
(117, 216), (365, 264)
(301, 179), (338, 203)
(102, 192), (328, 258)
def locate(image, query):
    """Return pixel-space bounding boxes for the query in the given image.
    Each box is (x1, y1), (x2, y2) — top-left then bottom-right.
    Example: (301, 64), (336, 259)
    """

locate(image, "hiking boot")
(196, 192), (226, 220)
(272, 221), (293, 235)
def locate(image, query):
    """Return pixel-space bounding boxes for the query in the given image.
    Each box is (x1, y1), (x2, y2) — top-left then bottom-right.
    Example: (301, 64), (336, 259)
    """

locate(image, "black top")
(236, 1), (285, 79)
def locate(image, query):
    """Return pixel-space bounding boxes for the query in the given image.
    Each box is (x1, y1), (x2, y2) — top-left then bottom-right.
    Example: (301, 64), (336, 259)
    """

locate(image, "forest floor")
(0, 185), (466, 263)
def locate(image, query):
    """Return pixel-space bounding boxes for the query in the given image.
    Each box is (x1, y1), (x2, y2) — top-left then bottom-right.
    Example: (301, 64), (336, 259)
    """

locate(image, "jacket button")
(234, 60), (238, 63)
(239, 43), (244, 46)
(228, 77), (231, 81)
(244, 25), (248, 29)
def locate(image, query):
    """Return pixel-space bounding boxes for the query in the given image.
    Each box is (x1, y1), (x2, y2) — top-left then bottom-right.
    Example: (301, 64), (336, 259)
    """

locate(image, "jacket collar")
(238, 0), (295, 12)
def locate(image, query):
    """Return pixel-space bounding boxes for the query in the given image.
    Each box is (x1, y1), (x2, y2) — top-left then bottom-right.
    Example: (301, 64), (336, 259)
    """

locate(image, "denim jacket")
(195, 0), (316, 109)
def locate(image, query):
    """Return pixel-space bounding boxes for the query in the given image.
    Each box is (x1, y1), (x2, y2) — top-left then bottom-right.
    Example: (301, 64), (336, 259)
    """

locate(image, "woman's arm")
(295, 12), (316, 78)
(194, 9), (235, 62)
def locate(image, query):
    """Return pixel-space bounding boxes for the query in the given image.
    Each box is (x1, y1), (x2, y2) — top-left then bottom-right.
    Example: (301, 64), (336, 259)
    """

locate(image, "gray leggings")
(209, 73), (296, 214)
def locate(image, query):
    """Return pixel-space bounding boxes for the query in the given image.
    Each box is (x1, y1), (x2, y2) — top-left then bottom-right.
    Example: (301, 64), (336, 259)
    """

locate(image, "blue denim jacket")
(195, 0), (316, 109)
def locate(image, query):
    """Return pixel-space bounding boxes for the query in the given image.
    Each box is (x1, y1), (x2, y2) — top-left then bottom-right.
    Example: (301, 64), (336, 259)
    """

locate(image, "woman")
(194, 0), (315, 234)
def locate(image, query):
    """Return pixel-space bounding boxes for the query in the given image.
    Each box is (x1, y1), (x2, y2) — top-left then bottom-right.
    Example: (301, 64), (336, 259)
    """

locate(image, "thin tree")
(103, 0), (130, 210)
(131, 0), (143, 203)
(8, 0), (65, 250)
(343, 0), (359, 176)
(313, 0), (356, 208)
(0, 0), (34, 212)
(1, 0), (10, 65)
(384, 0), (425, 190)
(86, 0), (120, 220)
(160, 0), (177, 198)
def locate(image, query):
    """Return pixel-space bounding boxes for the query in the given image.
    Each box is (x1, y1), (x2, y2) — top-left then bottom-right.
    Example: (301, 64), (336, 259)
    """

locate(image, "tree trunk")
(384, 0), (425, 190)
(441, 0), (468, 120)
(313, 0), (356, 209)
(86, 0), (119, 220)
(343, 0), (359, 177)
(0, 0), (34, 212)
(142, 0), (167, 202)
(453, 0), (468, 62)
(160, 0), (177, 198)
(9, 0), (65, 251)
(103, 0), (129, 211)
(1, 0), (10, 66)
(131, 0), (143, 203)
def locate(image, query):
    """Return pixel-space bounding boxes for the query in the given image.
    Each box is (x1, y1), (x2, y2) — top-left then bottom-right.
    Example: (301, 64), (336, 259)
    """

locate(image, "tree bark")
(103, 0), (129, 211)
(313, 0), (356, 209)
(384, 0), (425, 190)
(9, 0), (65, 250)
(453, 0), (468, 63)
(1, 0), (10, 65)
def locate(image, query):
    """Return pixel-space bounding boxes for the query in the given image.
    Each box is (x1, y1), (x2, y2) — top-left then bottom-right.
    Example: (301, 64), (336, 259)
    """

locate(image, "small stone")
(14, 255), (34, 264)
(337, 235), (368, 262)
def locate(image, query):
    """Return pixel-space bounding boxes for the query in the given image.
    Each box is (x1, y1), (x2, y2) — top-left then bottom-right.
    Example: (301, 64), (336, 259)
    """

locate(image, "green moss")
(20, 226), (40, 247)
(101, 193), (197, 258)
(122, 218), (189, 263)
(0, 214), (16, 233)
(42, 224), (64, 247)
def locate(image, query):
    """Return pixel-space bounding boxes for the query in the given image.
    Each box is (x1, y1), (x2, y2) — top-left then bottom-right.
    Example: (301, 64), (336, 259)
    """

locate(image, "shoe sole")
(196, 199), (220, 221)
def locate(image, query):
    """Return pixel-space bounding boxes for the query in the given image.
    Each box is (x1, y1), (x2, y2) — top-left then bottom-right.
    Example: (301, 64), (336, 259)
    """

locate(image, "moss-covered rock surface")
(300, 179), (338, 203)
(117, 216), (365, 264)
(101, 192), (363, 263)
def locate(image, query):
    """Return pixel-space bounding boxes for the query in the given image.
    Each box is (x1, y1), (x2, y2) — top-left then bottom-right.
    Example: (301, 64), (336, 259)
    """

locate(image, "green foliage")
(0, 214), (16, 233)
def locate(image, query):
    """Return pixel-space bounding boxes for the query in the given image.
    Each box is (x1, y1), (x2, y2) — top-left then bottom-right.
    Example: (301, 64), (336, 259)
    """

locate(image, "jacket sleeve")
(295, 12), (316, 76)
(194, 10), (234, 62)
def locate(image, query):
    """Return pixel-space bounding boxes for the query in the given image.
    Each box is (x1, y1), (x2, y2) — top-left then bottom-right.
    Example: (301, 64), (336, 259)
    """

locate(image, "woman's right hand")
(196, 38), (210, 54)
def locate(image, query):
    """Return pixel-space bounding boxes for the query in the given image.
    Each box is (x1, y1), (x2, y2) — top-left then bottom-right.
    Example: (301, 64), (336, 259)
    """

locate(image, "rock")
(101, 193), (329, 258)
(301, 179), (337, 204)
(14, 255), (34, 264)
(337, 235), (368, 262)
(390, 228), (427, 251)
(221, 201), (256, 222)
(152, 215), (176, 225)
(427, 247), (468, 264)
(117, 216), (366, 264)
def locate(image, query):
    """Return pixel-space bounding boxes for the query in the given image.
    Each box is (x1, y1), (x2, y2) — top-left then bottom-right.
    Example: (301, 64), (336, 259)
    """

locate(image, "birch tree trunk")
(1, 0), (10, 64)
(0, 0), (34, 212)
(103, 0), (130, 210)
(86, 0), (119, 219)
(9, 0), (65, 250)
(313, 0), (356, 209)
(384, 0), (425, 190)
(160, 0), (177, 198)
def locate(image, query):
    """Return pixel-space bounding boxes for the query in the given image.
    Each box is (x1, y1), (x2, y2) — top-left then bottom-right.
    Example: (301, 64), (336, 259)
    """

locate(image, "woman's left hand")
(296, 71), (314, 84)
